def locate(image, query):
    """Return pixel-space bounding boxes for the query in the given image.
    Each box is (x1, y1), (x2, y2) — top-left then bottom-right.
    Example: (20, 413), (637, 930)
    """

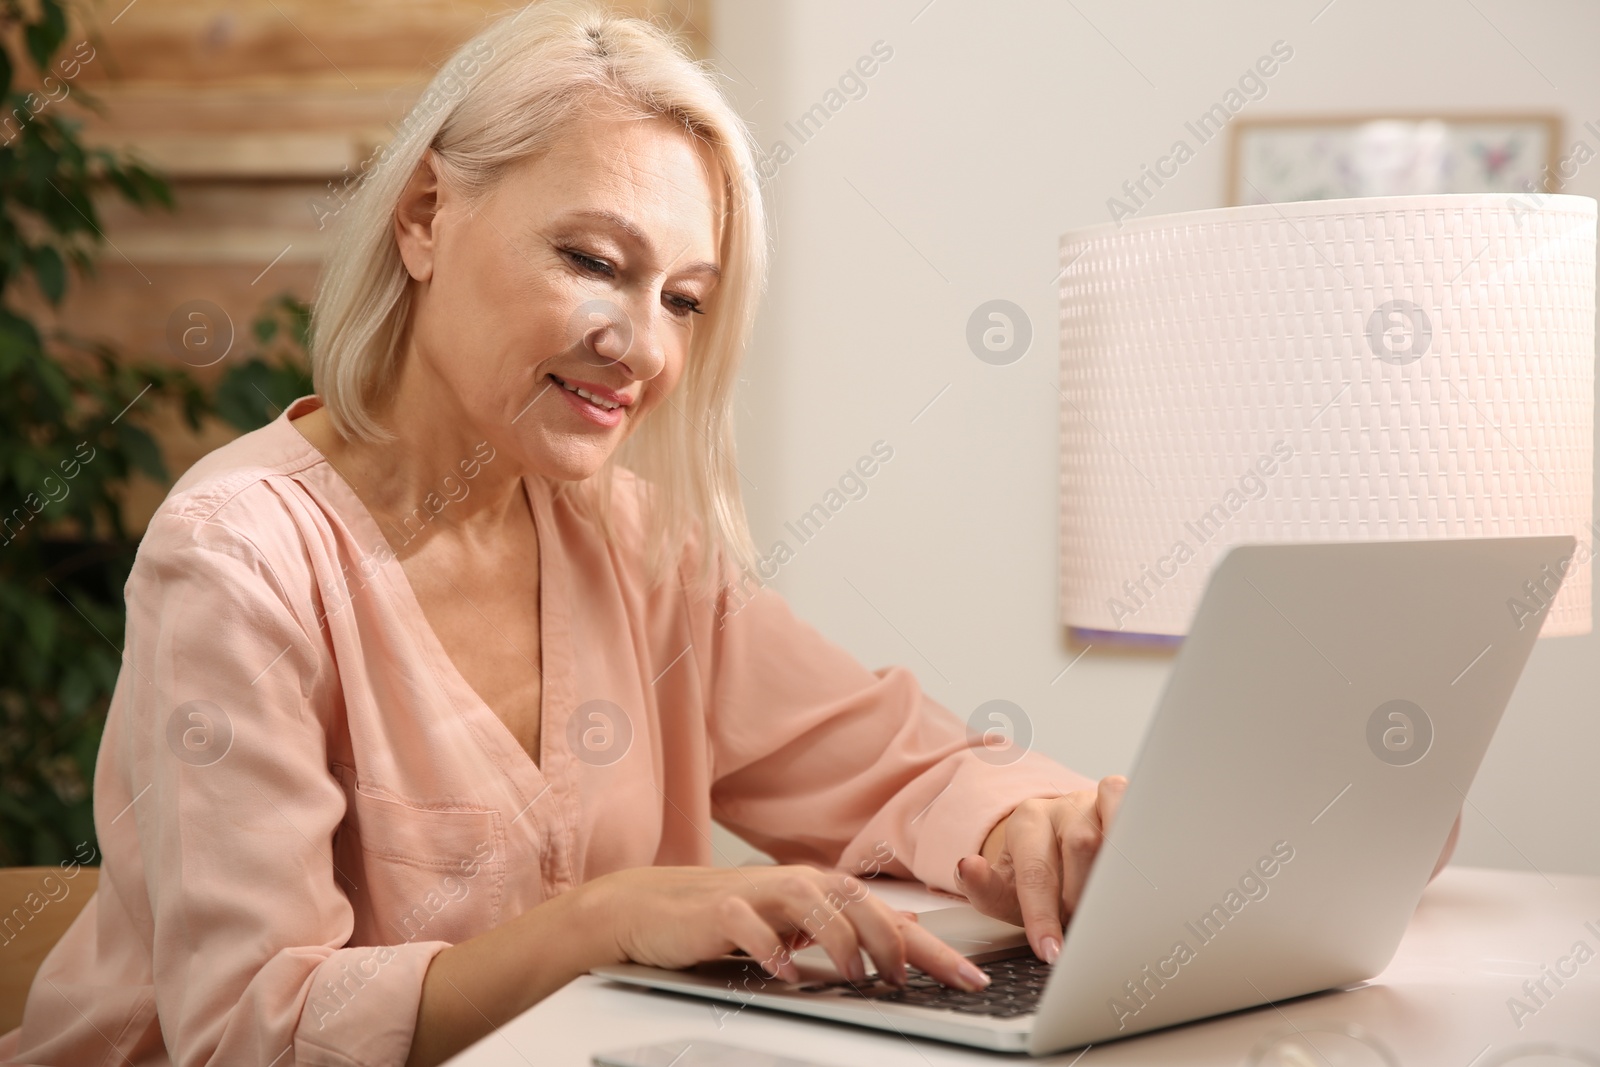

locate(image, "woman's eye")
(666, 294), (705, 319)
(563, 248), (702, 319)
(563, 249), (613, 276)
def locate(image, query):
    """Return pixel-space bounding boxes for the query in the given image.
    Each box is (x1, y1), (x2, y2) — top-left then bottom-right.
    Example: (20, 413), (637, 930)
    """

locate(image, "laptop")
(592, 536), (1577, 1055)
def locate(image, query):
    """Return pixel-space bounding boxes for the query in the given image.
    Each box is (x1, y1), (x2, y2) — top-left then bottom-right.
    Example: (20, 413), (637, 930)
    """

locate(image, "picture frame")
(1228, 112), (1563, 206)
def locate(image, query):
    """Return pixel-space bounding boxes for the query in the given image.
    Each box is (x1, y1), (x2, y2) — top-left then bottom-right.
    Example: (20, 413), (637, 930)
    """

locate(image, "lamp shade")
(1058, 193), (1597, 637)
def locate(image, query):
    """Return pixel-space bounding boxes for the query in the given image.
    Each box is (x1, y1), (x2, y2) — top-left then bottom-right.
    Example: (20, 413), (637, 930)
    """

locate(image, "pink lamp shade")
(1058, 193), (1596, 637)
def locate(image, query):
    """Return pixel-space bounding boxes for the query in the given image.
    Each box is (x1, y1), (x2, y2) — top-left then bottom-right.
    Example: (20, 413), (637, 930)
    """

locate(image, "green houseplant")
(0, 0), (314, 866)
(0, 0), (197, 867)
(214, 292), (315, 432)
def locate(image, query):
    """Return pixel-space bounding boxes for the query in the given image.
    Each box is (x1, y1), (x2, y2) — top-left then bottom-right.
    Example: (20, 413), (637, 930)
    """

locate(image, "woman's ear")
(395, 149), (445, 283)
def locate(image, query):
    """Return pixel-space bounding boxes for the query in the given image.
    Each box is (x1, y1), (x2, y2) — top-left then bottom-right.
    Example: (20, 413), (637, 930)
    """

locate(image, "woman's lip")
(551, 375), (625, 428)
(549, 373), (633, 407)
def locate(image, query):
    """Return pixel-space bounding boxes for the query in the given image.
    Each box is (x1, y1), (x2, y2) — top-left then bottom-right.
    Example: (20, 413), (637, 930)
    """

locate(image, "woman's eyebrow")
(560, 208), (720, 278)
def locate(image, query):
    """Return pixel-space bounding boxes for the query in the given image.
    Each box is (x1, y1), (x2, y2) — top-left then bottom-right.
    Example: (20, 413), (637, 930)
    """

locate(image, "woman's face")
(394, 109), (725, 482)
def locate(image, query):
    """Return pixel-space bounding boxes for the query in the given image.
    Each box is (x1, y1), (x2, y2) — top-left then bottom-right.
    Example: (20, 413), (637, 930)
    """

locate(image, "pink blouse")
(1, 394), (1092, 1066)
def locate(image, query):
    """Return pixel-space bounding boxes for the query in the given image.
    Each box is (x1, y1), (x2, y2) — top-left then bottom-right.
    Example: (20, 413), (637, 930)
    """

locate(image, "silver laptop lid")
(1031, 535), (1576, 1053)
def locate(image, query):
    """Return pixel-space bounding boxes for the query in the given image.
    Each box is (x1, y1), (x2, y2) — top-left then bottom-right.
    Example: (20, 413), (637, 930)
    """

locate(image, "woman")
(0, 5), (1132, 1065)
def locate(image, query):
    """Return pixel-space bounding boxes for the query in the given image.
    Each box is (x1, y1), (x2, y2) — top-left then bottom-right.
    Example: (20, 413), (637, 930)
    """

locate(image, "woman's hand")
(590, 863), (992, 992)
(952, 775), (1129, 965)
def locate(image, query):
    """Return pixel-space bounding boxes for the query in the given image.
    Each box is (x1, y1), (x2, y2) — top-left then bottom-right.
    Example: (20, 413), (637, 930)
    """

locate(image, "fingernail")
(953, 859), (966, 883)
(957, 960), (990, 991)
(1041, 936), (1061, 965)
(847, 954), (867, 984)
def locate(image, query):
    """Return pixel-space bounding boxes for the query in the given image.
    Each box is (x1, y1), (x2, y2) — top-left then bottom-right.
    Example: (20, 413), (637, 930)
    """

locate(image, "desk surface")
(445, 867), (1600, 1066)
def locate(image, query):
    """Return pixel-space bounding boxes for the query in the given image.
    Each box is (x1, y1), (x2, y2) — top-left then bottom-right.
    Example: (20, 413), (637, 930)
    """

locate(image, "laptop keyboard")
(818, 953), (1047, 1018)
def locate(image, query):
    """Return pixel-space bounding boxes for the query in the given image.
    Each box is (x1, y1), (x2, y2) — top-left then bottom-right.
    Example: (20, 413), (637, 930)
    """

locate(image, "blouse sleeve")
(700, 568), (1098, 893)
(117, 497), (447, 1067)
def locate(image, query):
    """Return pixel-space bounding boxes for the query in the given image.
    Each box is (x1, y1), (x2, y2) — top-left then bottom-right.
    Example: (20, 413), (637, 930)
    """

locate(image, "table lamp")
(1057, 193), (1597, 639)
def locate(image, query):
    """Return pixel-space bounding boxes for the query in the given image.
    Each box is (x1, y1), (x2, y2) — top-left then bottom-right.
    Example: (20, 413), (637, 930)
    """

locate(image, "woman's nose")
(569, 296), (666, 382)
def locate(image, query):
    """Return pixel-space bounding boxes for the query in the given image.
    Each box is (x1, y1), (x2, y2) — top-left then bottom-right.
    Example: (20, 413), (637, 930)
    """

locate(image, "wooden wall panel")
(33, 0), (711, 527)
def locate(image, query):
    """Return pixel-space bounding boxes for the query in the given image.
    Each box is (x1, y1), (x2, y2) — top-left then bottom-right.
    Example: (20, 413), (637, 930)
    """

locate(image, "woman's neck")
(291, 364), (530, 546)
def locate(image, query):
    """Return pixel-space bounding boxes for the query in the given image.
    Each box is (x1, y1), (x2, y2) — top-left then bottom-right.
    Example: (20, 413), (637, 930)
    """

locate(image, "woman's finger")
(717, 895), (800, 982)
(999, 801), (1066, 963)
(898, 913), (991, 992)
(771, 875), (868, 985)
(1095, 774), (1128, 832)
(782, 928), (816, 953)
(1054, 795), (1099, 921)
(835, 889), (910, 988)
(1057, 779), (1124, 918)
(953, 854), (1024, 927)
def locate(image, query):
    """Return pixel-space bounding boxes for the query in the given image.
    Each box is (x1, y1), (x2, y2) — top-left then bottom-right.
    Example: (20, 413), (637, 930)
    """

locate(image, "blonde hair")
(309, 0), (766, 591)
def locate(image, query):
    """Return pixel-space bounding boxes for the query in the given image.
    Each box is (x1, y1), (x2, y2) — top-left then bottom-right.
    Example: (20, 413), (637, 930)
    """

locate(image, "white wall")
(708, 0), (1600, 875)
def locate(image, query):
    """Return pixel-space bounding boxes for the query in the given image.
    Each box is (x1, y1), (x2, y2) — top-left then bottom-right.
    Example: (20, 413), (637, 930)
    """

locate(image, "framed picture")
(1228, 113), (1562, 205)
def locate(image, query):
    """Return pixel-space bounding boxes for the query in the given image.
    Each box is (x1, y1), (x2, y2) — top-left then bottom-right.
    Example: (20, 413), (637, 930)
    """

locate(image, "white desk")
(445, 867), (1600, 1066)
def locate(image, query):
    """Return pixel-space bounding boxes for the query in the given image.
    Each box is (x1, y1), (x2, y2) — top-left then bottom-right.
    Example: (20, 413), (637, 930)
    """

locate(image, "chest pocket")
(331, 764), (507, 947)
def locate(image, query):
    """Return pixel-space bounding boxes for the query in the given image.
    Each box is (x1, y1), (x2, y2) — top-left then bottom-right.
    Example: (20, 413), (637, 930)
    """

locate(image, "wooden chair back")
(0, 866), (99, 1033)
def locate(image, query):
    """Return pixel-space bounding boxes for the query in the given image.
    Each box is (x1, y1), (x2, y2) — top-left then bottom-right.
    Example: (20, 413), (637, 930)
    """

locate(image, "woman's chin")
(521, 443), (618, 484)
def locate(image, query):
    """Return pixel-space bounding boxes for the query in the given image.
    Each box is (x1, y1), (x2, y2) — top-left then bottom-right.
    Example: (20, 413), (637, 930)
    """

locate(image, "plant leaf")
(0, 316), (41, 375)
(23, 596), (58, 657)
(253, 312), (279, 344)
(59, 668), (95, 716)
(31, 243), (65, 303)
(115, 422), (166, 481)
(25, 0), (68, 71)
